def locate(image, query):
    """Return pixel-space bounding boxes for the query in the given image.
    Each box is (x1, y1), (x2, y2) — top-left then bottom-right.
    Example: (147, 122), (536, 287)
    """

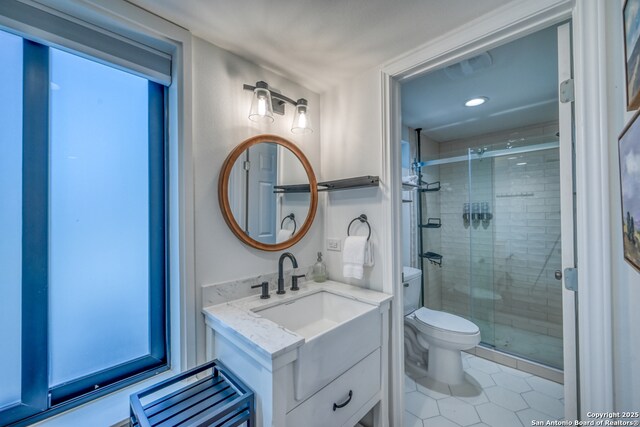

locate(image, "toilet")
(403, 266), (481, 385)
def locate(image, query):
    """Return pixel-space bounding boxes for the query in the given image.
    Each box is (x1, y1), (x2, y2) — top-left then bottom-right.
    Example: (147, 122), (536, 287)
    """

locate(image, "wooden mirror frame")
(218, 134), (318, 251)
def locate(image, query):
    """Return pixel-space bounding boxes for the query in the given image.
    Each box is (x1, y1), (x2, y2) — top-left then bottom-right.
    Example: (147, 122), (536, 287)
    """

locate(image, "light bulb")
(248, 84), (274, 123)
(297, 111), (307, 129)
(258, 96), (267, 117)
(291, 99), (312, 134)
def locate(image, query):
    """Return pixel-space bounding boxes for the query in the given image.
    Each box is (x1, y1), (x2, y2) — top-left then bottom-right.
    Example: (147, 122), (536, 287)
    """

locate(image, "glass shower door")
(467, 140), (564, 369)
(468, 148), (496, 347)
(490, 144), (564, 369)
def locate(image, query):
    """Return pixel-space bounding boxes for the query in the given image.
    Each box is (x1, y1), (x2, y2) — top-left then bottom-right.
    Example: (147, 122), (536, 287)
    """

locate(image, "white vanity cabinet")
(203, 281), (392, 427)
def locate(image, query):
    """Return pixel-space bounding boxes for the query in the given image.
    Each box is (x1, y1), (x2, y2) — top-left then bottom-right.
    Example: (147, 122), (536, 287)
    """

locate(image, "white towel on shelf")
(402, 175), (418, 185)
(343, 236), (368, 279)
(276, 229), (293, 243)
(364, 240), (374, 267)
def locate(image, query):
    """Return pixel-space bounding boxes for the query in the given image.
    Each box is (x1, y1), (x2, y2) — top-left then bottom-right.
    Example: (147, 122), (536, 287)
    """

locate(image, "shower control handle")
(554, 270), (562, 280)
(403, 282), (409, 287)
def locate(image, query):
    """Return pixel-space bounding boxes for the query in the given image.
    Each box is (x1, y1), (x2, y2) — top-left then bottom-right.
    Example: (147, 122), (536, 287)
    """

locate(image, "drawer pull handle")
(332, 390), (353, 411)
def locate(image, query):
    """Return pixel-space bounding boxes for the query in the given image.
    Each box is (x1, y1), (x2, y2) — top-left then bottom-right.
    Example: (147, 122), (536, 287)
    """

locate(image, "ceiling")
(127, 0), (512, 92)
(401, 24), (560, 142)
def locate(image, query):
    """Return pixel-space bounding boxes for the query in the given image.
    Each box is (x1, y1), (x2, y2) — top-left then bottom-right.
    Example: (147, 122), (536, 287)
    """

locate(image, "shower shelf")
(402, 183), (419, 190)
(418, 181), (441, 192)
(420, 251), (443, 266)
(419, 218), (441, 228)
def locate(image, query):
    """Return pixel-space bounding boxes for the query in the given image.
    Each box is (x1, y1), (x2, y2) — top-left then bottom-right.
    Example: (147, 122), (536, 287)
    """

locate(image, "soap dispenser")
(312, 252), (327, 283)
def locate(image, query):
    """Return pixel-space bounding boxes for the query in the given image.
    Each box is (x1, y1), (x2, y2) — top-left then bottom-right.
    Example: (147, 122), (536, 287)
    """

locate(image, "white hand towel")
(364, 240), (374, 267)
(276, 229), (293, 243)
(343, 236), (368, 279)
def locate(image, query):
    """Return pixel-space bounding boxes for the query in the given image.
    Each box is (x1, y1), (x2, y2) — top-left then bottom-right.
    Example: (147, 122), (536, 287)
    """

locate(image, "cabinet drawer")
(286, 349), (380, 427)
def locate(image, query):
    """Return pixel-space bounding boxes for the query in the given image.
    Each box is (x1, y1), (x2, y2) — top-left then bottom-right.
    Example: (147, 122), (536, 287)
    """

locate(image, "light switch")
(327, 238), (341, 251)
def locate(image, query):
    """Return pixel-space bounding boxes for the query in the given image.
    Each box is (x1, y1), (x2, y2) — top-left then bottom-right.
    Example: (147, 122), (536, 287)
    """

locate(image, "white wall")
(605, 0), (640, 410)
(191, 36), (323, 363)
(321, 67), (385, 291)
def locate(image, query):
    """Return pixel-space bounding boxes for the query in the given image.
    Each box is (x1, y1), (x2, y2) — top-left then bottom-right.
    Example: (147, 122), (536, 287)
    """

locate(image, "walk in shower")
(410, 134), (563, 370)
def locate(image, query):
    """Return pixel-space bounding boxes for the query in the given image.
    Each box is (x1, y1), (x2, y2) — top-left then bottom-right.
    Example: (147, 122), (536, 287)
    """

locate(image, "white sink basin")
(253, 290), (381, 400)
(255, 290), (373, 338)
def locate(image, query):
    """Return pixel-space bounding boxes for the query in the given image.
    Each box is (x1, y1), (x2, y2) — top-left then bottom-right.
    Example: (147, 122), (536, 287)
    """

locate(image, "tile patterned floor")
(404, 353), (564, 427)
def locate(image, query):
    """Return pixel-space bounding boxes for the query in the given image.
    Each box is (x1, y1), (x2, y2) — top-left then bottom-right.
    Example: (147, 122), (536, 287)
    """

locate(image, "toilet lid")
(414, 307), (479, 335)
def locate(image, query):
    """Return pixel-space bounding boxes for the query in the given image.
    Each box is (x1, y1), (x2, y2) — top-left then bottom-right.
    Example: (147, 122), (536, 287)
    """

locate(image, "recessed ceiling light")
(465, 97), (488, 107)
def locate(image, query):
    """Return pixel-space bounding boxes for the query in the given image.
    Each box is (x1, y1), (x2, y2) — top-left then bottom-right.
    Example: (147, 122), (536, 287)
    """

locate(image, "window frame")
(1, 35), (170, 427)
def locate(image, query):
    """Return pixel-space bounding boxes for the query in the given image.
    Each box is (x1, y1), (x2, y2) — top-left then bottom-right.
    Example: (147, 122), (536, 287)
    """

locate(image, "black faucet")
(277, 252), (298, 295)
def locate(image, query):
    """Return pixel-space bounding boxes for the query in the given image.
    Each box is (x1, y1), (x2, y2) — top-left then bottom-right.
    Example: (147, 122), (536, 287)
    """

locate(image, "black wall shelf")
(273, 184), (311, 193)
(273, 175), (380, 194)
(318, 175), (380, 192)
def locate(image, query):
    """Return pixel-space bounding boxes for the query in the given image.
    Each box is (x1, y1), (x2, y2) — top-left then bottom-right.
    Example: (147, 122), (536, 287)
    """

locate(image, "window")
(0, 27), (24, 419)
(0, 28), (168, 426)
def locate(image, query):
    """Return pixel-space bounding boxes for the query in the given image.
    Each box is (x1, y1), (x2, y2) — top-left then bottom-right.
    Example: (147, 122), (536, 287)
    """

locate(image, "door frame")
(380, 0), (614, 424)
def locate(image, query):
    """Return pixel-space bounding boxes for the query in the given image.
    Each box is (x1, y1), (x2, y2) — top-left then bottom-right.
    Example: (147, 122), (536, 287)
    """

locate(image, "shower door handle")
(554, 270), (562, 280)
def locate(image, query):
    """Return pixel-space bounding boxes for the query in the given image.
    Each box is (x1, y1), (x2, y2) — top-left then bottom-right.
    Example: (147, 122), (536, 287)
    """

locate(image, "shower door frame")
(556, 21), (578, 418)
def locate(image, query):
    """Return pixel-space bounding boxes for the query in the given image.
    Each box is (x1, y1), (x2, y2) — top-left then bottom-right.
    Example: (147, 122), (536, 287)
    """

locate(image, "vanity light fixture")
(243, 81), (313, 133)
(465, 96), (488, 107)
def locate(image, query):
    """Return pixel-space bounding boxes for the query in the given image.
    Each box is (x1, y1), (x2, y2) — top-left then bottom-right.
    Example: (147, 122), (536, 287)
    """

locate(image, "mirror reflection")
(227, 142), (311, 245)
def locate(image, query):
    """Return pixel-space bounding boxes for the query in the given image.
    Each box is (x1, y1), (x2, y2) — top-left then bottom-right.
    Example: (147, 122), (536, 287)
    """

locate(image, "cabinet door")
(286, 349), (380, 427)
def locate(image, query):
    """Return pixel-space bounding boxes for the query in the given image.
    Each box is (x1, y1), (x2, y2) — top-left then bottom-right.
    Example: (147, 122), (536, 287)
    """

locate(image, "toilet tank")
(402, 266), (422, 315)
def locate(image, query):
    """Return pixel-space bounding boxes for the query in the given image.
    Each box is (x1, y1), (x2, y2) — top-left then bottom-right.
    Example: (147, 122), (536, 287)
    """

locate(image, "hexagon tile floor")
(404, 353), (564, 427)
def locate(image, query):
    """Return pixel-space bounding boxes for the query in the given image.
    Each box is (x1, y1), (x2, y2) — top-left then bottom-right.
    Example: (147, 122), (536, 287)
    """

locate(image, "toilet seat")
(413, 307), (479, 335)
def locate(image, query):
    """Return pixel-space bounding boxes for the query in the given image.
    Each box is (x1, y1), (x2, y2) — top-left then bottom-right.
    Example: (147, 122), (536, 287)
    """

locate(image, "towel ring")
(280, 213), (297, 234)
(347, 214), (371, 241)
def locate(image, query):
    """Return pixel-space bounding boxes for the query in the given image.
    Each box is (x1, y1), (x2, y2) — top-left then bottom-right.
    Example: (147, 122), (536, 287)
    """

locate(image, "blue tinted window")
(0, 29), (167, 426)
(49, 48), (151, 386)
(0, 29), (23, 411)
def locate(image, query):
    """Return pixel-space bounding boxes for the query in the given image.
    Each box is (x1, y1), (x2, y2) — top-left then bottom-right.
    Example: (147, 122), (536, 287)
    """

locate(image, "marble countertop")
(202, 280), (392, 360)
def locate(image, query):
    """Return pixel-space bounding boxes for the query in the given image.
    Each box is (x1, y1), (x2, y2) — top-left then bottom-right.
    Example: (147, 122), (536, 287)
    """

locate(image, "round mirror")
(218, 134), (318, 251)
